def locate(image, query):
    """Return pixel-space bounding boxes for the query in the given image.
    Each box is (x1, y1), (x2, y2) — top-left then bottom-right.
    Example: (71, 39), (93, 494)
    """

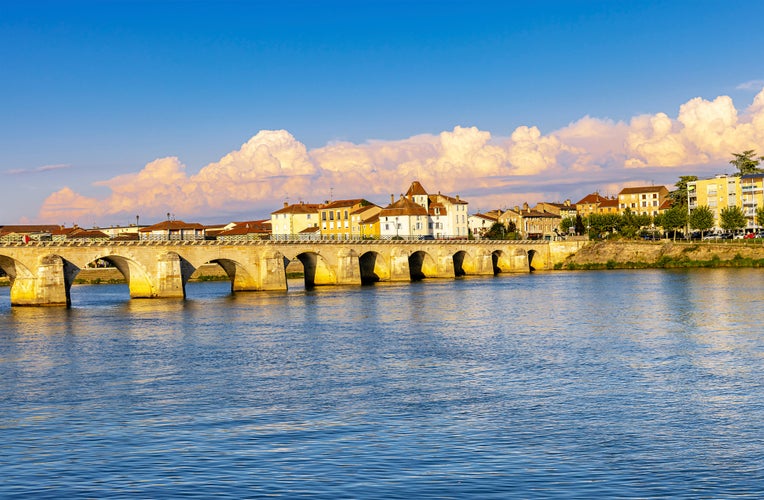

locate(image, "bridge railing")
(1, 238), (550, 248)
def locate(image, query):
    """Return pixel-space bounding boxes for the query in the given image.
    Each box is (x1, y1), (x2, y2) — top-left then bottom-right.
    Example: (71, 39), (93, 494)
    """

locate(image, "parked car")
(744, 232), (756, 239)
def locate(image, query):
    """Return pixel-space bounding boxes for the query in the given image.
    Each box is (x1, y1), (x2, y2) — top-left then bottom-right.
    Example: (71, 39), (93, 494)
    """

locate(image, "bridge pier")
(336, 249), (362, 285)
(259, 251), (288, 291)
(389, 248), (412, 281)
(10, 255), (75, 307)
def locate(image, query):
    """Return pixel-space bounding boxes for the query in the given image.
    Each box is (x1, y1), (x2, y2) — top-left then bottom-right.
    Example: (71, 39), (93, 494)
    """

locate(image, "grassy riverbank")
(560, 240), (764, 270)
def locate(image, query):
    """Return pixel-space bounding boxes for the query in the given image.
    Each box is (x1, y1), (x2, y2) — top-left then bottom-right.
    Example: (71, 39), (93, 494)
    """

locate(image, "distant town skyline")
(3, 1), (764, 225)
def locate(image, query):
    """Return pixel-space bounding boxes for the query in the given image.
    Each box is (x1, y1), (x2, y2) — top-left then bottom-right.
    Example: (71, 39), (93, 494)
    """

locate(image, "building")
(138, 220), (206, 241)
(575, 193), (618, 218)
(740, 174), (764, 228)
(51, 226), (110, 242)
(688, 174), (745, 230)
(350, 204), (382, 239)
(499, 203), (561, 240)
(318, 199), (378, 240)
(401, 181), (470, 238)
(617, 185), (669, 217)
(359, 212), (381, 239)
(0, 225), (60, 243)
(535, 200), (577, 219)
(687, 174), (740, 229)
(468, 212), (499, 238)
(379, 194), (430, 239)
(216, 220), (271, 241)
(270, 202), (320, 240)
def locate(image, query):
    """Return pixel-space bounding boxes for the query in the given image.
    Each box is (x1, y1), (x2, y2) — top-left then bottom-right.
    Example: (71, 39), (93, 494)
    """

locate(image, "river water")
(1, 269), (763, 498)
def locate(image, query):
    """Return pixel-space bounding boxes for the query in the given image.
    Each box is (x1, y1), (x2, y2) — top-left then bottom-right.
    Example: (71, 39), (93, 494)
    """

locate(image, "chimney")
(515, 206), (520, 212)
(456, 195), (460, 201)
(283, 202), (288, 208)
(390, 194), (395, 204)
(523, 202), (529, 211)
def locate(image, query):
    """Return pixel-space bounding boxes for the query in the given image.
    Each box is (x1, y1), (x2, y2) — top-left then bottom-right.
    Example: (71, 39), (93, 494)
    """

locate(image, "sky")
(2, 0), (764, 226)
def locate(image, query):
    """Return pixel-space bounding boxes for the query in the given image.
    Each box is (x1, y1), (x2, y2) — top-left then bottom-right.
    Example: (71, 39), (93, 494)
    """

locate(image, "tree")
(574, 214), (585, 235)
(485, 222), (508, 240)
(730, 150), (764, 176)
(669, 175), (698, 207)
(756, 205), (764, 229)
(661, 205), (688, 241)
(560, 216), (575, 235)
(689, 205), (714, 238)
(720, 206), (747, 233)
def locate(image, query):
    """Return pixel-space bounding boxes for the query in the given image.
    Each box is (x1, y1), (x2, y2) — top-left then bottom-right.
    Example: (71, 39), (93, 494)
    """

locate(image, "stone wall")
(563, 240), (764, 268)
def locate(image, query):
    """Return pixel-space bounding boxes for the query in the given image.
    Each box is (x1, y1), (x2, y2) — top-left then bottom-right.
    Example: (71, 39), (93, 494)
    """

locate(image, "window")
(329, 212), (334, 220)
(344, 210), (348, 220)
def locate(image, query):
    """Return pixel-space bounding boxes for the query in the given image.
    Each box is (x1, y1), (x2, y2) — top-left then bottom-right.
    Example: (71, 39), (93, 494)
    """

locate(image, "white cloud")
(37, 89), (764, 224)
(736, 80), (764, 91)
(5, 163), (70, 175)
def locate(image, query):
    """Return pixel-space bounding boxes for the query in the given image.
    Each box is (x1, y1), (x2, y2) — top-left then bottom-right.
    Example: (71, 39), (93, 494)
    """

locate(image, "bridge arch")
(293, 251), (337, 288)
(491, 250), (512, 274)
(527, 249), (538, 272)
(201, 258), (259, 293)
(453, 249), (479, 277)
(81, 254), (155, 298)
(359, 250), (390, 284)
(408, 250), (438, 281)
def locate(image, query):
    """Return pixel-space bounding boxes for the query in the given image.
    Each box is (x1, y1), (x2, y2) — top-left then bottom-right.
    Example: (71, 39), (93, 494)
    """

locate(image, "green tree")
(756, 205), (764, 229)
(661, 205), (688, 241)
(688, 205), (714, 238)
(574, 214), (585, 235)
(669, 175), (698, 207)
(720, 206), (747, 233)
(730, 150), (764, 176)
(484, 222), (508, 240)
(560, 216), (575, 235)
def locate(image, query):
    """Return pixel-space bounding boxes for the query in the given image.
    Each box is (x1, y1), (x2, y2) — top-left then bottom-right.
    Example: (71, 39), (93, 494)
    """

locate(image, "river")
(1, 269), (763, 498)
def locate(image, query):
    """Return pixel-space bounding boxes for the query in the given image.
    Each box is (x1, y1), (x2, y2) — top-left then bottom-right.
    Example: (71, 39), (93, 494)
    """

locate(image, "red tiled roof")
(379, 196), (428, 217)
(618, 186), (668, 195)
(405, 181), (428, 197)
(320, 199), (368, 210)
(271, 203), (321, 215)
(139, 220), (206, 232)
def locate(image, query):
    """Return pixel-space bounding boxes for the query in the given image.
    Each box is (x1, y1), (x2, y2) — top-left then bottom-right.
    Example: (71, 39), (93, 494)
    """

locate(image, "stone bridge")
(0, 239), (586, 307)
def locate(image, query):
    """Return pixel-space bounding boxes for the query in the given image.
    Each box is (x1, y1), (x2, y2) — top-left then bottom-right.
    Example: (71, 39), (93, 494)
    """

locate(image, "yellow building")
(617, 185), (669, 217)
(575, 193), (618, 217)
(740, 174), (764, 228)
(319, 199), (376, 240)
(687, 175), (741, 230)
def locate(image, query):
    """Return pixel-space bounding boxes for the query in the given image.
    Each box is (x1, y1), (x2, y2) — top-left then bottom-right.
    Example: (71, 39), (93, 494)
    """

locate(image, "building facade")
(617, 186), (669, 217)
(270, 202), (320, 240)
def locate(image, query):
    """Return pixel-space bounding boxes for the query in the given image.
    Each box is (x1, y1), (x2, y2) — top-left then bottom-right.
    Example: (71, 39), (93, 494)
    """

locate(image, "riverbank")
(561, 239), (764, 270)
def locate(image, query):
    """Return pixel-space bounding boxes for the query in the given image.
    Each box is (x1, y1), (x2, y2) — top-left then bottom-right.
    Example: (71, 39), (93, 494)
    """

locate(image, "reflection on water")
(2, 270), (764, 498)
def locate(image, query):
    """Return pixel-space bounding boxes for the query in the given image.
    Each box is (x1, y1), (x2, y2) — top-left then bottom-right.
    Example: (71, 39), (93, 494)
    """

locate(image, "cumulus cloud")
(38, 88), (764, 223)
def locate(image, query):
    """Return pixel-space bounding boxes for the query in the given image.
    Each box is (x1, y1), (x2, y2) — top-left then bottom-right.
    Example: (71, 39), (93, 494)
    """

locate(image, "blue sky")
(3, 1), (764, 225)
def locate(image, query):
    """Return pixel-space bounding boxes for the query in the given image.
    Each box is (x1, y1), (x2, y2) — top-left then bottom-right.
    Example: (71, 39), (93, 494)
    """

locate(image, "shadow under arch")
(452, 250), (470, 277)
(293, 251), (337, 289)
(527, 249), (538, 272)
(408, 250), (437, 281)
(359, 250), (390, 284)
(200, 257), (258, 293)
(491, 250), (511, 274)
(81, 254), (155, 298)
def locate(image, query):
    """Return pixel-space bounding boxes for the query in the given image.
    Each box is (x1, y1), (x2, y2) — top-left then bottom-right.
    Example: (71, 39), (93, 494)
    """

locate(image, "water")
(1, 269), (764, 498)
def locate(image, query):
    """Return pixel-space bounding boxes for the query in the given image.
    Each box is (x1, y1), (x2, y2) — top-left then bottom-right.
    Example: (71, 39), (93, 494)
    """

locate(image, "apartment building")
(617, 186), (669, 217)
